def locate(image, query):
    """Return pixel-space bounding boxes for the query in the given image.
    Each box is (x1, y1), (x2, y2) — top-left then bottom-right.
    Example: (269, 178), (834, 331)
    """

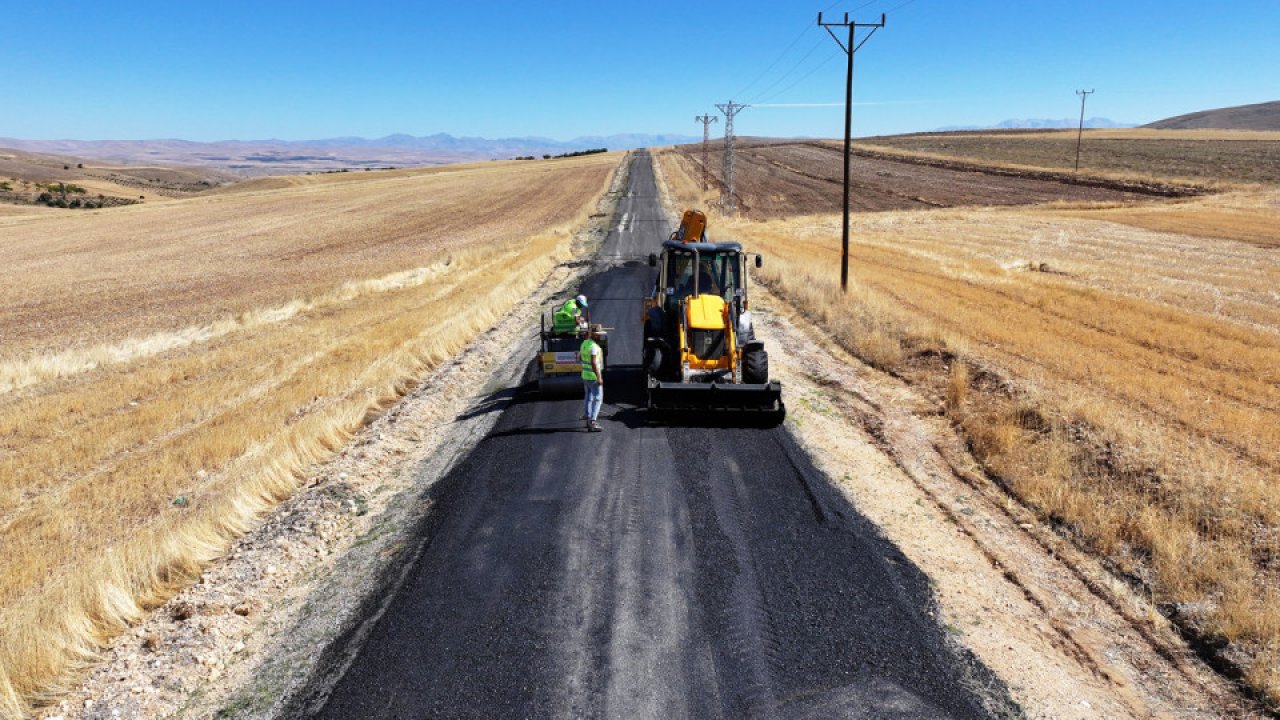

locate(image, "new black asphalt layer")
(308, 152), (1012, 719)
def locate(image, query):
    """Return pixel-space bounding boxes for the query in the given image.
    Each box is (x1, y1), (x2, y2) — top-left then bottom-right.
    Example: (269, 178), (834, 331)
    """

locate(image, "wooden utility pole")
(1075, 89), (1094, 172)
(819, 11), (885, 292)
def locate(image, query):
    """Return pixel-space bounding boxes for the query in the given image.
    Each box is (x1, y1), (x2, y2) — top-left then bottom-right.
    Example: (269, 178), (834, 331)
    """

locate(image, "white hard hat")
(576, 294), (588, 307)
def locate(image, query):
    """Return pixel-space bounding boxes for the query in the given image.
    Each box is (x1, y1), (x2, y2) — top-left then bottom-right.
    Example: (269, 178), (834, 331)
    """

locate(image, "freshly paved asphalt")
(309, 152), (1009, 719)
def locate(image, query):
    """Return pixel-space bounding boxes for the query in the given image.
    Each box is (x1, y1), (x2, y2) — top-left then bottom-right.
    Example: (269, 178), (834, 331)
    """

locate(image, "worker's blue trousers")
(583, 380), (602, 421)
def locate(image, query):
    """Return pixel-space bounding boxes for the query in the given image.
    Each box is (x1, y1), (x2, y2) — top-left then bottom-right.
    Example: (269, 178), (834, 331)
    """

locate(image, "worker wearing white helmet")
(552, 293), (590, 334)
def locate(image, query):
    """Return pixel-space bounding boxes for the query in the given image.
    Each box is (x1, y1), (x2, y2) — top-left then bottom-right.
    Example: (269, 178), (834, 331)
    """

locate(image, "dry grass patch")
(1058, 190), (1280, 247)
(0, 153), (621, 715)
(654, 148), (1280, 707)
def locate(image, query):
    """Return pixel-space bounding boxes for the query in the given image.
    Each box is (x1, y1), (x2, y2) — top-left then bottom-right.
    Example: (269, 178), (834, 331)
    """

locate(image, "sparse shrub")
(552, 148), (608, 159)
(945, 361), (969, 412)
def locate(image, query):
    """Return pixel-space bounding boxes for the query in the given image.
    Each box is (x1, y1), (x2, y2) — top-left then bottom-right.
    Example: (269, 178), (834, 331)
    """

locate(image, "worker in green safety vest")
(553, 294), (589, 335)
(581, 324), (604, 432)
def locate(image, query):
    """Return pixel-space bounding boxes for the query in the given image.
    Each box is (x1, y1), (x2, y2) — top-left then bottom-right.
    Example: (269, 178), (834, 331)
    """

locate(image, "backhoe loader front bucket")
(646, 378), (784, 418)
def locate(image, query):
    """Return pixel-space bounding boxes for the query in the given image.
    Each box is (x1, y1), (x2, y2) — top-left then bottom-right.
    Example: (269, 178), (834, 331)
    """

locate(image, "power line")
(715, 101), (749, 216)
(745, 35), (829, 104)
(754, 47), (841, 105)
(736, 1), (879, 103)
(733, 26), (812, 100)
(694, 114), (719, 191)
(755, 1), (923, 106)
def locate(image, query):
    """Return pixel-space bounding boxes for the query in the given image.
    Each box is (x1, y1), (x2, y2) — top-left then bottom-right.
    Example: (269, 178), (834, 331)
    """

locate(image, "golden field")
(0, 154), (619, 714)
(655, 141), (1280, 706)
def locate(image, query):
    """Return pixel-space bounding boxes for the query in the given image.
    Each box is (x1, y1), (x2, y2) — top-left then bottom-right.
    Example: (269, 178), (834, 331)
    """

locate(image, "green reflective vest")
(580, 339), (600, 381)
(553, 299), (581, 333)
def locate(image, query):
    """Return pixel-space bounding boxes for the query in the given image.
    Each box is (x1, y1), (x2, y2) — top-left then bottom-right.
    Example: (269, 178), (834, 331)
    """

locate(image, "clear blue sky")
(3, 0), (1277, 142)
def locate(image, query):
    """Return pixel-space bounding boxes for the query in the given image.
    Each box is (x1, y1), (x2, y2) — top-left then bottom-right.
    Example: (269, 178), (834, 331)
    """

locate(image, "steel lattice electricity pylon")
(694, 114), (718, 191)
(715, 101), (748, 215)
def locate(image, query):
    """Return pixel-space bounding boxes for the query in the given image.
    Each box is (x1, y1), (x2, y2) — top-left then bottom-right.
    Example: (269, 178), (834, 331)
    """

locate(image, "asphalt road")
(309, 152), (1008, 719)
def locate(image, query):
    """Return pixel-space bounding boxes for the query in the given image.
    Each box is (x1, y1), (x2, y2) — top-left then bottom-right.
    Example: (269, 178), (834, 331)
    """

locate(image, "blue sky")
(3, 0), (1277, 142)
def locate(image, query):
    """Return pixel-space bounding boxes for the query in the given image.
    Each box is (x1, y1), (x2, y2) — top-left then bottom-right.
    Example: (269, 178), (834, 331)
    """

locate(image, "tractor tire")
(644, 307), (665, 341)
(742, 346), (769, 384)
(645, 344), (665, 378)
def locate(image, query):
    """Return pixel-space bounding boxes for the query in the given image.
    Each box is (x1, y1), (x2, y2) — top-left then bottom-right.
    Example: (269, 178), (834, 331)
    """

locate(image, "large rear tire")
(742, 346), (769, 385)
(645, 344), (665, 378)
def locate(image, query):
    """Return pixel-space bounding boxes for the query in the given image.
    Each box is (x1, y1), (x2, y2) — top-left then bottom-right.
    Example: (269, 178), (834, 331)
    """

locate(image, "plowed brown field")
(669, 140), (1174, 218)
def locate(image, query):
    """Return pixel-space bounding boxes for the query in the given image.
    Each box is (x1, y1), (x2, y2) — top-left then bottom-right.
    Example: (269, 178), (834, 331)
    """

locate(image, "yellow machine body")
(679, 294), (737, 373)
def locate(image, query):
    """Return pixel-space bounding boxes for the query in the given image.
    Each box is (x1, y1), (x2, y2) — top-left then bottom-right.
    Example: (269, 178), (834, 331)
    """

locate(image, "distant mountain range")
(935, 101), (1280, 133)
(1143, 100), (1280, 130)
(0, 132), (701, 175)
(935, 117), (1135, 132)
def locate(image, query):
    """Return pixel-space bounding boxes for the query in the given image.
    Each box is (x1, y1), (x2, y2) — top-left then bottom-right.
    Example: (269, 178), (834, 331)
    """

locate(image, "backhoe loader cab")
(642, 213), (782, 418)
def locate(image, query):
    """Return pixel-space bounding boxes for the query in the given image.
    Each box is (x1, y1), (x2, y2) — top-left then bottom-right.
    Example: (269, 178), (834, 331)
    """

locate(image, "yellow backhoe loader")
(641, 210), (783, 417)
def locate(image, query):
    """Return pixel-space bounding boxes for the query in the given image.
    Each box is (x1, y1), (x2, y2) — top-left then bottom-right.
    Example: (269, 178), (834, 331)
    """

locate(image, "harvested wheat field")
(0, 153), (620, 714)
(655, 138), (1280, 707)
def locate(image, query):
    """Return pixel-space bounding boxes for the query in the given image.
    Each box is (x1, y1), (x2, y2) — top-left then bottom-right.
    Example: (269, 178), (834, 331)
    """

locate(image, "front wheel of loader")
(742, 346), (769, 385)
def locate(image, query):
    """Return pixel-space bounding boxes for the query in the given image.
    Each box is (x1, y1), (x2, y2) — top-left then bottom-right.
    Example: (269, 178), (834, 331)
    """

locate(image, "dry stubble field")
(0, 153), (620, 715)
(657, 130), (1280, 707)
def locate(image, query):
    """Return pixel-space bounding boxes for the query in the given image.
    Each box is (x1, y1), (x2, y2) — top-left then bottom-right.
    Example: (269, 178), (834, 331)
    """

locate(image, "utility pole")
(1074, 89), (1094, 173)
(695, 114), (718, 191)
(819, 11), (884, 292)
(715, 101), (748, 215)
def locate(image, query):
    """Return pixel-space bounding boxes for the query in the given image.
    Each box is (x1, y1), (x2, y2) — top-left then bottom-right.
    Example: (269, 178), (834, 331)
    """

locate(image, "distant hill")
(0, 132), (701, 176)
(935, 117), (1134, 132)
(1143, 100), (1280, 130)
